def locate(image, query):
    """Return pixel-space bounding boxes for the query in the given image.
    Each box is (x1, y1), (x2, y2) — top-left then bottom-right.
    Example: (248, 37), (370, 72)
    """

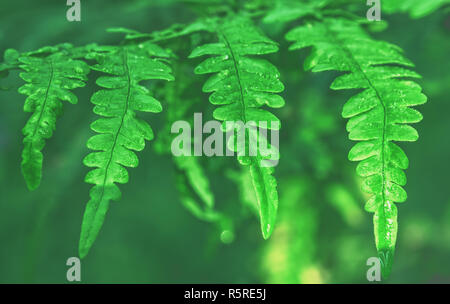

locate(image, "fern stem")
(31, 59), (54, 140)
(322, 23), (389, 206)
(220, 32), (247, 122)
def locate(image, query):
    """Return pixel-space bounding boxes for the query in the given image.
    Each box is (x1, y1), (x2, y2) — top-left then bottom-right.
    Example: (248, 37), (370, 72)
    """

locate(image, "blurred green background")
(0, 0), (449, 283)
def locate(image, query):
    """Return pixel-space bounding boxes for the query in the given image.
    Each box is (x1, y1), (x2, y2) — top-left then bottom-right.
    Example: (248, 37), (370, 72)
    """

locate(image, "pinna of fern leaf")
(17, 50), (89, 190)
(286, 17), (427, 278)
(189, 15), (285, 240)
(79, 42), (173, 258)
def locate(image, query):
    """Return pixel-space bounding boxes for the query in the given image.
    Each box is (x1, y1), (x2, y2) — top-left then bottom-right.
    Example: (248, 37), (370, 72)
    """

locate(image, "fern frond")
(286, 18), (427, 277)
(189, 15), (285, 239)
(17, 50), (89, 190)
(79, 42), (174, 258)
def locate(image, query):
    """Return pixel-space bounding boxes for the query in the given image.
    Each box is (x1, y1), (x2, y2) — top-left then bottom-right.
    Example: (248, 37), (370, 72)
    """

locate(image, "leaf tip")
(21, 162), (41, 191)
(261, 223), (274, 240)
(378, 248), (394, 279)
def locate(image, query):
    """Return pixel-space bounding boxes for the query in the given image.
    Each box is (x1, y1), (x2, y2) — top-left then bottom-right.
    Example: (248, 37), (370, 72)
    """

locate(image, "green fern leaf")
(383, 0), (450, 18)
(286, 18), (427, 277)
(79, 42), (174, 258)
(189, 16), (285, 239)
(17, 50), (89, 190)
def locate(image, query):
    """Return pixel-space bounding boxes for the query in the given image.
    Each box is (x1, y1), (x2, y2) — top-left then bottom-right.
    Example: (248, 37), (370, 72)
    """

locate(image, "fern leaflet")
(79, 42), (173, 258)
(17, 49), (89, 190)
(286, 18), (427, 277)
(189, 16), (285, 239)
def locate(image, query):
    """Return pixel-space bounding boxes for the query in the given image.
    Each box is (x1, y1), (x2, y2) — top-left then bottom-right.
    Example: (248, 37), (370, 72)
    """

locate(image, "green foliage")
(383, 0), (450, 18)
(189, 15), (285, 239)
(17, 48), (89, 190)
(79, 42), (173, 258)
(286, 17), (427, 277)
